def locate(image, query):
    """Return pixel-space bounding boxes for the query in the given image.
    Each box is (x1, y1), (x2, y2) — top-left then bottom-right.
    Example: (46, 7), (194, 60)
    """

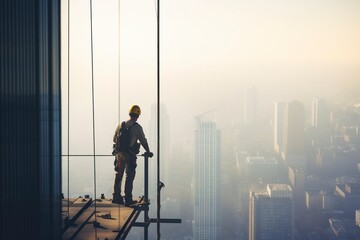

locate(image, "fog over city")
(61, 0), (360, 239)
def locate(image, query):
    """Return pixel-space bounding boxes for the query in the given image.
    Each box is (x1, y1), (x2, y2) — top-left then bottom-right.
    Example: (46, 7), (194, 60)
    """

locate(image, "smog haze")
(61, 0), (360, 239)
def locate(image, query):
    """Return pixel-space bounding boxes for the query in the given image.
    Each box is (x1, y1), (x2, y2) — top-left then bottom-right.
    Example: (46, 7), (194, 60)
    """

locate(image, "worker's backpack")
(115, 121), (137, 153)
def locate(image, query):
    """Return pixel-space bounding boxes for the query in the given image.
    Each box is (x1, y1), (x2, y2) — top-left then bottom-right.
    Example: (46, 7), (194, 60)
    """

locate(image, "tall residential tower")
(194, 120), (222, 239)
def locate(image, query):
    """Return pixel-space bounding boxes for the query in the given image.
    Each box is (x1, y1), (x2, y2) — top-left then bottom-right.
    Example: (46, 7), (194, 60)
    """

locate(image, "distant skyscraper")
(244, 87), (258, 125)
(288, 166), (306, 211)
(283, 101), (305, 155)
(281, 101), (306, 168)
(249, 184), (294, 240)
(149, 103), (170, 196)
(194, 120), (222, 239)
(274, 102), (286, 154)
(312, 98), (330, 128)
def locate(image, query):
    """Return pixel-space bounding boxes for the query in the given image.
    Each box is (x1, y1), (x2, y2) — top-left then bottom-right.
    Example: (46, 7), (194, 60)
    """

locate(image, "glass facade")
(0, 0), (61, 239)
(194, 121), (222, 239)
(249, 185), (294, 240)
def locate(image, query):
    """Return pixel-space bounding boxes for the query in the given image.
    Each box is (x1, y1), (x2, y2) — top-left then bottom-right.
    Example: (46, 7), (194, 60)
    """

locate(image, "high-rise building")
(312, 98), (330, 128)
(194, 120), (222, 239)
(288, 166), (306, 212)
(244, 87), (258, 125)
(1, 1), (61, 239)
(305, 190), (322, 210)
(249, 184), (294, 240)
(282, 101), (306, 167)
(283, 101), (305, 155)
(274, 102), (286, 154)
(335, 183), (360, 218)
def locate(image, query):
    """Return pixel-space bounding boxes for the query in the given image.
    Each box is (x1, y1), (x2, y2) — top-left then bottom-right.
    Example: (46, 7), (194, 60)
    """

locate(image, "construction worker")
(112, 105), (153, 206)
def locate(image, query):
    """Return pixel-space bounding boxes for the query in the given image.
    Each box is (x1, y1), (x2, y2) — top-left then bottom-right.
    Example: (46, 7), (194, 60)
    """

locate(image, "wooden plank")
(62, 198), (78, 229)
(62, 198), (138, 240)
(62, 198), (92, 231)
(62, 202), (95, 240)
(71, 199), (134, 240)
(115, 197), (145, 240)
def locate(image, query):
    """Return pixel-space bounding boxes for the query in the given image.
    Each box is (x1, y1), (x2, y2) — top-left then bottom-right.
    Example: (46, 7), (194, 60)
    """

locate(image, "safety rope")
(89, 0), (98, 238)
(156, 0), (161, 239)
(67, 0), (71, 219)
(117, 0), (121, 124)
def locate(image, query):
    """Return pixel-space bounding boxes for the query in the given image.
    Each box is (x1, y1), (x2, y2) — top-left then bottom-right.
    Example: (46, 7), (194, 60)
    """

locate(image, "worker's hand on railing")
(144, 152), (153, 158)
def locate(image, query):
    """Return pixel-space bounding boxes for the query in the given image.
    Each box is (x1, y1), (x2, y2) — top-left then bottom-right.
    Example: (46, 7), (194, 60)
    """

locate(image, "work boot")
(112, 194), (124, 205)
(124, 198), (138, 207)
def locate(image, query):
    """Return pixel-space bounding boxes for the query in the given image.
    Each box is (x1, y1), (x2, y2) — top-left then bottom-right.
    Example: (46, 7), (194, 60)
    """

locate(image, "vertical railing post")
(144, 154), (149, 240)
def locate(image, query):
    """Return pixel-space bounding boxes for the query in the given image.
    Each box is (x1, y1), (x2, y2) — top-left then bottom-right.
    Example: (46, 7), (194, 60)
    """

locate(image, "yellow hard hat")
(129, 105), (141, 115)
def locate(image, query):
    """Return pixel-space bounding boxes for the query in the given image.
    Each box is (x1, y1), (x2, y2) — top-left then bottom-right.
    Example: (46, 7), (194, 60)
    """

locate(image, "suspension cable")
(117, 0), (121, 231)
(156, 0), (161, 239)
(89, 0), (98, 238)
(117, 0), (121, 124)
(67, 0), (71, 219)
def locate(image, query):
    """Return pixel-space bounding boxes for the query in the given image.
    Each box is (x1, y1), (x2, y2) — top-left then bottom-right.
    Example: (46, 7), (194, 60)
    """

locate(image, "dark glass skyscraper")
(1, 1), (61, 239)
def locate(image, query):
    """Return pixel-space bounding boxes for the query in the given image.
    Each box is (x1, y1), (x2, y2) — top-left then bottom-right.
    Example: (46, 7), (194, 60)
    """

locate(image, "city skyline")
(60, 0), (360, 154)
(60, 88), (360, 239)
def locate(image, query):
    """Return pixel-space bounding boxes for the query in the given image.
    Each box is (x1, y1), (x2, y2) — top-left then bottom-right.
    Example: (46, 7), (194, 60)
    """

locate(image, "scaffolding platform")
(62, 197), (143, 240)
(60, 155), (180, 240)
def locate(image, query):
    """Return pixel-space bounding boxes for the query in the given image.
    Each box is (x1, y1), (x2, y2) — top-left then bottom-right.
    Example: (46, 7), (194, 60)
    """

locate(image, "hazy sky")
(62, 0), (360, 150)
(61, 0), (360, 196)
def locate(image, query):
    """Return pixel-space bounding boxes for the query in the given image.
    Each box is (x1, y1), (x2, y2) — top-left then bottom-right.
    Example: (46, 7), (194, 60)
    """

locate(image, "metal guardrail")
(130, 153), (181, 240)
